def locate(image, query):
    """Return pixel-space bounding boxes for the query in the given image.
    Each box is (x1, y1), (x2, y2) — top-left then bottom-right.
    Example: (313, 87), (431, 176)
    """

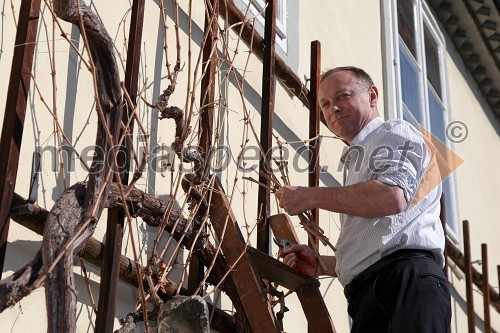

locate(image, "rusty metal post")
(95, 0), (145, 331)
(463, 220), (476, 333)
(257, 0), (276, 253)
(0, 0), (42, 277)
(481, 244), (491, 333)
(440, 193), (448, 279)
(188, 0), (219, 295)
(308, 41), (321, 251)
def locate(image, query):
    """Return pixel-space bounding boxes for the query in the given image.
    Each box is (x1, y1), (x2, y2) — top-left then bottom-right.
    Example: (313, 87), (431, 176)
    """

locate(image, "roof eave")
(428, 0), (500, 121)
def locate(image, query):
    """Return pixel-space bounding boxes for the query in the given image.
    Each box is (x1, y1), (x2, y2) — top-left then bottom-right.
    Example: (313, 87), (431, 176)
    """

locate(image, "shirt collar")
(351, 117), (384, 146)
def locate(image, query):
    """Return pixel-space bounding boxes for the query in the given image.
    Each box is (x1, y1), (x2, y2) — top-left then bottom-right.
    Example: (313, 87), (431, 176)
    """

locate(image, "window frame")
(247, 0), (287, 38)
(237, 0), (288, 52)
(382, 0), (461, 243)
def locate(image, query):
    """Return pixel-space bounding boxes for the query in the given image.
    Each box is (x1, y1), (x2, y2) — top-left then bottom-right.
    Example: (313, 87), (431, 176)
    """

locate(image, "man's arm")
(275, 180), (407, 218)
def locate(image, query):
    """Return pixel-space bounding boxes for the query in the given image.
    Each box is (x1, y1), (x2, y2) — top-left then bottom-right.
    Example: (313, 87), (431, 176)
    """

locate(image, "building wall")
(443, 36), (500, 332)
(0, 1), (498, 332)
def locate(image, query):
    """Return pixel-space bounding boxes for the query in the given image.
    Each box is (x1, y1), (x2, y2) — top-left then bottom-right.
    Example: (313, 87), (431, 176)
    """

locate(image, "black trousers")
(346, 252), (451, 333)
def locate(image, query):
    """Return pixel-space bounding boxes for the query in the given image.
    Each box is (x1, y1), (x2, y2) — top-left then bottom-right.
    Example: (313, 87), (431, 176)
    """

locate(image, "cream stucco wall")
(1, 0), (499, 333)
(442, 40), (500, 333)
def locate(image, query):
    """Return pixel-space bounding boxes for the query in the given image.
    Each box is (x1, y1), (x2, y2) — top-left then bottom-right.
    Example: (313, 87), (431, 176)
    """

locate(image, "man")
(275, 66), (451, 333)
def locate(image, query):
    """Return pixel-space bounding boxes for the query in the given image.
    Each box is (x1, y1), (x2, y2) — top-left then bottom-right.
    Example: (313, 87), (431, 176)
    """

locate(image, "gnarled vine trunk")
(42, 1), (122, 332)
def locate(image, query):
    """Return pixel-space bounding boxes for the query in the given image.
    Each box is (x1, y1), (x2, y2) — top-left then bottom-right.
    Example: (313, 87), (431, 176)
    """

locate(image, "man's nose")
(322, 103), (339, 116)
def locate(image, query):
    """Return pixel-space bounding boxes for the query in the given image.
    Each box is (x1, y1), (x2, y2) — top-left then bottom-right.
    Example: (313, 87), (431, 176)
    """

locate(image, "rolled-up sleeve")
(367, 124), (428, 205)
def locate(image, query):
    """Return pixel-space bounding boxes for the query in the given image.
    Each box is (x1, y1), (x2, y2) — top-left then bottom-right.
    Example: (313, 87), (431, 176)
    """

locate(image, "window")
(246, 0), (287, 39)
(234, 0), (289, 53)
(383, 0), (460, 241)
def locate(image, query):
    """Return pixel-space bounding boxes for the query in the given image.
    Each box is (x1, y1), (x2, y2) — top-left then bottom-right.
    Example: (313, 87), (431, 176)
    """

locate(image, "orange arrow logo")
(411, 126), (464, 206)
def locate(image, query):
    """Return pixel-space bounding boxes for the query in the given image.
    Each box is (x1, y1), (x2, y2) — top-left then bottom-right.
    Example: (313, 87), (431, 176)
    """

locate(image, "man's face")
(318, 71), (378, 143)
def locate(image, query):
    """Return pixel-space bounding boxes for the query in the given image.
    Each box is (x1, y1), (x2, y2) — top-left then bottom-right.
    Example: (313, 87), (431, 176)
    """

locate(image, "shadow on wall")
(3, 239), (42, 273)
(448, 277), (498, 333)
(72, 259), (138, 332)
(446, 36), (500, 138)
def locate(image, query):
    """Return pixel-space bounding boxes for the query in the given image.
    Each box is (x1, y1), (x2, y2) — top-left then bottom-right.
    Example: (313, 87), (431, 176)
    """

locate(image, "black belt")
(343, 249), (438, 301)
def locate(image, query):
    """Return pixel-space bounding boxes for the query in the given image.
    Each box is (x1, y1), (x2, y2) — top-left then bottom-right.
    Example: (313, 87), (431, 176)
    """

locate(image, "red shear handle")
(297, 252), (316, 269)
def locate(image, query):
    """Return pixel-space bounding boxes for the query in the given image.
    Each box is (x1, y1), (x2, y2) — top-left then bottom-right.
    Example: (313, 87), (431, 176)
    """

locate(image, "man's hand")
(275, 186), (311, 215)
(279, 243), (317, 277)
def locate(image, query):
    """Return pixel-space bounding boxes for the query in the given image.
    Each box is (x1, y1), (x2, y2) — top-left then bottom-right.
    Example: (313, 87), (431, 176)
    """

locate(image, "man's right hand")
(279, 244), (317, 277)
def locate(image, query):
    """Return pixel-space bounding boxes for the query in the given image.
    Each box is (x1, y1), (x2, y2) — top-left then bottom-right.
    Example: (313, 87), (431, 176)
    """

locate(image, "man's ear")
(369, 85), (378, 107)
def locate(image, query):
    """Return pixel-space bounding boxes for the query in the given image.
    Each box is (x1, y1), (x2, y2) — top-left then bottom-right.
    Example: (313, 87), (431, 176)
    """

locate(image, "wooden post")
(0, 0), (42, 278)
(198, 0), (218, 158)
(257, 0), (276, 254)
(211, 180), (281, 332)
(95, 0), (145, 331)
(481, 244), (491, 333)
(445, 238), (500, 312)
(463, 220), (476, 333)
(308, 41), (321, 251)
(498, 265), (500, 300)
(269, 214), (336, 333)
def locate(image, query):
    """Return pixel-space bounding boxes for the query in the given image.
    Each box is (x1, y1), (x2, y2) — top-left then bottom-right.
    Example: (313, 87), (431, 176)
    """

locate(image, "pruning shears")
(273, 236), (316, 275)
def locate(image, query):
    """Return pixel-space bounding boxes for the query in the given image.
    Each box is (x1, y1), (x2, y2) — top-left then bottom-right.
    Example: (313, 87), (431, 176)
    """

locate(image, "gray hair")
(320, 66), (374, 89)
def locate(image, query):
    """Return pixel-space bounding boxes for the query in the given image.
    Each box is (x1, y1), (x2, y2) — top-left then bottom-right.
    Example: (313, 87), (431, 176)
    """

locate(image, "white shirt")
(335, 117), (445, 286)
